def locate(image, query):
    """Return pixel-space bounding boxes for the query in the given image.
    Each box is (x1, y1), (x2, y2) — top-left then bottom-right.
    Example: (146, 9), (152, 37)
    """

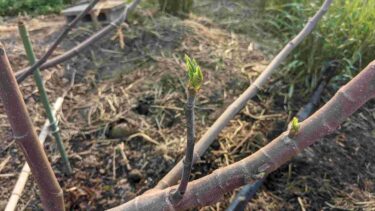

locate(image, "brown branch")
(5, 97), (65, 211)
(153, 0), (333, 190)
(15, 0), (142, 83)
(0, 44), (64, 211)
(16, 0), (101, 83)
(108, 60), (375, 210)
(170, 88), (197, 203)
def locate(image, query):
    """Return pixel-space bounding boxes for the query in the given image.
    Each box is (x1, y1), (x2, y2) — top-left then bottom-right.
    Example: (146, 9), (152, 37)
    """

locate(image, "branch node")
(13, 132), (28, 140)
(259, 148), (279, 169)
(282, 136), (300, 154)
(337, 88), (356, 103)
(168, 188), (183, 207)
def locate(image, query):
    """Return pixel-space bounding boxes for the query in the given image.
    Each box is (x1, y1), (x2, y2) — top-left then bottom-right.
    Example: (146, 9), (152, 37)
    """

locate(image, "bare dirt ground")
(0, 1), (374, 211)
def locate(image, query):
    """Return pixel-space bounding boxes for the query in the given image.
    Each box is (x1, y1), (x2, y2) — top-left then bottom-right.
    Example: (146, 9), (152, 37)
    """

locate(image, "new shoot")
(170, 55), (203, 203)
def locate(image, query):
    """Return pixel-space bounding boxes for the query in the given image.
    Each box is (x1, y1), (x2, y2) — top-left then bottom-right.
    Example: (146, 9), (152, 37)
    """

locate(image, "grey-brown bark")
(109, 60), (375, 210)
(0, 44), (64, 211)
(170, 89), (196, 203)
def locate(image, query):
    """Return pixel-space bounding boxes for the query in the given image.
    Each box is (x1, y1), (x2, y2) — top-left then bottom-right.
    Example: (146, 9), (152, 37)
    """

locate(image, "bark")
(0, 45), (64, 211)
(108, 60), (375, 210)
(5, 97), (64, 211)
(170, 89), (196, 203)
(227, 61), (337, 210)
(15, 0), (141, 83)
(153, 0), (333, 190)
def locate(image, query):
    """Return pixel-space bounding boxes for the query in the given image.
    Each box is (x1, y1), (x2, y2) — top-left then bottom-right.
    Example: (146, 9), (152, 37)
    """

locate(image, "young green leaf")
(290, 117), (300, 136)
(185, 54), (203, 91)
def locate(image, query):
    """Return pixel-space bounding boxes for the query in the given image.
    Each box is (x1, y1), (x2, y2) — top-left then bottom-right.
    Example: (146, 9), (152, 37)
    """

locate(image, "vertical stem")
(171, 88), (196, 203)
(18, 22), (73, 175)
(0, 44), (65, 211)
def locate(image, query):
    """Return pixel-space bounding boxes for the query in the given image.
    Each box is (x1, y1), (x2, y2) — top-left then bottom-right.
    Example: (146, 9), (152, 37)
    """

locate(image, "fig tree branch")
(170, 55), (203, 203)
(227, 61), (339, 210)
(153, 0), (333, 190)
(0, 44), (64, 211)
(109, 60), (375, 210)
(5, 97), (65, 211)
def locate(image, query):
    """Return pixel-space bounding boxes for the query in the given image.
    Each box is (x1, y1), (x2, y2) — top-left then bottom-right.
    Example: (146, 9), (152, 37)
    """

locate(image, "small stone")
(128, 169), (143, 184)
(108, 123), (137, 138)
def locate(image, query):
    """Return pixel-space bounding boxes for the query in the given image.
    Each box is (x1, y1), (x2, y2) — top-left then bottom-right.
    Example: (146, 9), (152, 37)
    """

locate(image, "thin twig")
(170, 89), (197, 203)
(169, 55), (203, 203)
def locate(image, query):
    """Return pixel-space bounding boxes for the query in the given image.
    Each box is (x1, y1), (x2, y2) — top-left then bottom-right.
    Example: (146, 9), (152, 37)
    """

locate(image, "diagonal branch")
(16, 0), (100, 83)
(153, 0), (333, 190)
(15, 0), (142, 83)
(108, 60), (375, 210)
(226, 61), (338, 211)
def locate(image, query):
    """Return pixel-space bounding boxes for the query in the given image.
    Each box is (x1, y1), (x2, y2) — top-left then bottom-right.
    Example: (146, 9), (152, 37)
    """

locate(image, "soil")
(0, 1), (374, 211)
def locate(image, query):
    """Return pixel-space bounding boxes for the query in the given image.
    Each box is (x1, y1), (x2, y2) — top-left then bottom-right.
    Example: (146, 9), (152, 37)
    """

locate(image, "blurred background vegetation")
(262, 0), (375, 98)
(0, 0), (71, 16)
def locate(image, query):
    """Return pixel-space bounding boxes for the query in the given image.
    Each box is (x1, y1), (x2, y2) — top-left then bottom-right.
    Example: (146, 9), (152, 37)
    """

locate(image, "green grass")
(0, 0), (70, 16)
(263, 0), (375, 96)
